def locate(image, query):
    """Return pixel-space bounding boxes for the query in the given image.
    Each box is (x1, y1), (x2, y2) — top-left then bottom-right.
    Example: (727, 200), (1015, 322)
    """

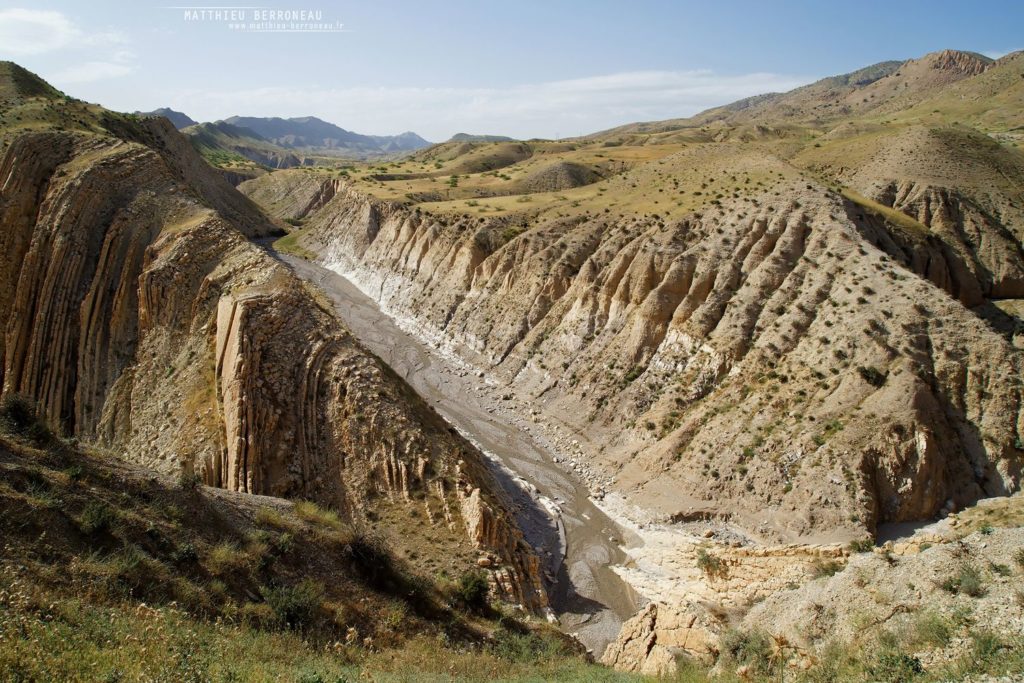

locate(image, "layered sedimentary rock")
(237, 170), (344, 222)
(0, 72), (546, 610)
(294, 178), (1022, 541)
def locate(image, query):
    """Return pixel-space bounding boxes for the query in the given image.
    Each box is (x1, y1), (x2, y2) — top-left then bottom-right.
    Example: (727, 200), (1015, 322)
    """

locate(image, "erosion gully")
(271, 247), (639, 656)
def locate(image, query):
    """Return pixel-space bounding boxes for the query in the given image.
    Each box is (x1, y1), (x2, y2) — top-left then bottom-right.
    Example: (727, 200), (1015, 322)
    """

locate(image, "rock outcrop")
(601, 602), (722, 675)
(289, 178), (1022, 541)
(0, 66), (546, 612)
(237, 170), (344, 222)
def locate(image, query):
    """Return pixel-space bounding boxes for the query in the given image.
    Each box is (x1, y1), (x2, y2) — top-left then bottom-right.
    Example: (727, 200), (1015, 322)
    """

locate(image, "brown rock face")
(601, 603), (721, 676)
(296, 181), (1022, 541)
(237, 170), (343, 222)
(0, 94), (546, 611)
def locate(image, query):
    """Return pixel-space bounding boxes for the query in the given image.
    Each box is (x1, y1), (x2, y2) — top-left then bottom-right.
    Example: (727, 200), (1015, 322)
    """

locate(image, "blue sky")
(0, 1), (1020, 140)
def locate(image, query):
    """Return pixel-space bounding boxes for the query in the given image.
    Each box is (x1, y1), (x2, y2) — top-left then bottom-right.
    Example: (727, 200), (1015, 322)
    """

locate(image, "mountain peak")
(916, 49), (993, 75)
(137, 107), (197, 130)
(0, 61), (62, 102)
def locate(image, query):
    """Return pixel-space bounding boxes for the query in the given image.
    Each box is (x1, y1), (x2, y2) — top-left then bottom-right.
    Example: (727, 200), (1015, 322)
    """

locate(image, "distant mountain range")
(136, 107), (197, 129)
(225, 116), (430, 154)
(137, 109), (432, 166)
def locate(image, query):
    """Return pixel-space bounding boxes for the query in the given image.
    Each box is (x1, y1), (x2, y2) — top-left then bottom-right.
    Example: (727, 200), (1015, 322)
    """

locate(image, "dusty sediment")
(273, 251), (637, 655)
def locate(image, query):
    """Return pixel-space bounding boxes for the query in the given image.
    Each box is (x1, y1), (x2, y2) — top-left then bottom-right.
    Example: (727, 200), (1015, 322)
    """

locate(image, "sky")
(0, 1), (1020, 140)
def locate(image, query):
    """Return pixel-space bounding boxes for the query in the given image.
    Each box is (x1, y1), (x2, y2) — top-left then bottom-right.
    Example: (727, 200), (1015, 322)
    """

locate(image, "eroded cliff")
(0, 65), (546, 611)
(287, 170), (1022, 543)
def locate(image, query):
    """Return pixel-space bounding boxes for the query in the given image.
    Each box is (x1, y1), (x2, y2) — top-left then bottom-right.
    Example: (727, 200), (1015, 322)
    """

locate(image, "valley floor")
(274, 249), (639, 655)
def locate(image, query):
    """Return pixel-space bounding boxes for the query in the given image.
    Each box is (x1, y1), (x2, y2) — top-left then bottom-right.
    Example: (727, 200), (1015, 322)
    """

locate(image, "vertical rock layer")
(0, 81), (546, 611)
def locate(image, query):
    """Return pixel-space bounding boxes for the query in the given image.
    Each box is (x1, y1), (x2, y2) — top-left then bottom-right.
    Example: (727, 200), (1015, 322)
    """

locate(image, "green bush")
(78, 501), (116, 535)
(260, 580), (325, 629)
(696, 549), (727, 578)
(913, 611), (951, 647)
(869, 650), (923, 682)
(454, 570), (490, 611)
(848, 538), (874, 553)
(857, 365), (888, 387)
(719, 628), (774, 676)
(941, 565), (986, 597)
(490, 627), (568, 663)
(812, 559), (844, 579)
(0, 394), (56, 445)
(971, 630), (1003, 660)
(176, 471), (202, 491)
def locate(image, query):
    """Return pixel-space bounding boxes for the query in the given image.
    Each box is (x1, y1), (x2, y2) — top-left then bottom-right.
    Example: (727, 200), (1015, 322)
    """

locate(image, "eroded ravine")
(272, 248), (639, 655)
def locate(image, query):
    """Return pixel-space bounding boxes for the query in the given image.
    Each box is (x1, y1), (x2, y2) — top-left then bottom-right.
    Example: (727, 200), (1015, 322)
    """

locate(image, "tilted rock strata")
(0, 117), (546, 610)
(237, 169), (344, 222)
(293, 181), (1023, 541)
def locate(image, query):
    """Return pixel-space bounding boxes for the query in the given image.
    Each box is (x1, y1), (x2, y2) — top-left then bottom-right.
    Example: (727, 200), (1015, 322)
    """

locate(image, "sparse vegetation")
(857, 365), (888, 387)
(259, 579), (325, 629)
(0, 394), (57, 447)
(696, 548), (727, 578)
(453, 570), (491, 611)
(812, 559), (844, 579)
(293, 500), (344, 531)
(941, 564), (987, 597)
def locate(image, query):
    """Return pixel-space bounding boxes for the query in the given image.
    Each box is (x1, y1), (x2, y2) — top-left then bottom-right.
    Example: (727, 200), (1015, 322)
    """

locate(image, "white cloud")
(169, 70), (811, 140)
(0, 8), (79, 55)
(0, 8), (135, 83)
(53, 61), (135, 84)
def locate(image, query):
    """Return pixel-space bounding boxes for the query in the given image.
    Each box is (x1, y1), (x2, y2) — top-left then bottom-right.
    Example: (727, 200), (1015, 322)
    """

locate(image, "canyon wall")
(0, 110), (546, 610)
(294, 180), (1023, 542)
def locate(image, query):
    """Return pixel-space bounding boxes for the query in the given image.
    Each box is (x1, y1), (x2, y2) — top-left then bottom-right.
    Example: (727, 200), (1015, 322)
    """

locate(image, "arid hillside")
(0, 61), (546, 611)
(249, 49), (1024, 545)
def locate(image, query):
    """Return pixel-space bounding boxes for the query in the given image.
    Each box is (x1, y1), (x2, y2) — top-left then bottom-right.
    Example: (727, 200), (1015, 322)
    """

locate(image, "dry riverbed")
(273, 248), (640, 655)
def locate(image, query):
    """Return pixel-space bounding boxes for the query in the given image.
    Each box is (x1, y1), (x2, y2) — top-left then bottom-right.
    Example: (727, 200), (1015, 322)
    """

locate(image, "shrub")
(990, 562), (1011, 577)
(971, 630), (1003, 661)
(848, 538), (874, 553)
(0, 394), (56, 445)
(720, 628), (774, 676)
(941, 565), (986, 597)
(454, 570), (490, 611)
(176, 471), (202, 491)
(913, 611), (951, 647)
(64, 464), (84, 483)
(857, 366), (888, 387)
(812, 559), (844, 579)
(490, 627), (568, 663)
(1014, 548), (1024, 568)
(171, 542), (198, 564)
(623, 366), (644, 383)
(869, 650), (923, 682)
(238, 601), (277, 629)
(696, 548), (727, 578)
(255, 506), (291, 530)
(260, 580), (324, 629)
(207, 542), (249, 576)
(78, 501), (116, 535)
